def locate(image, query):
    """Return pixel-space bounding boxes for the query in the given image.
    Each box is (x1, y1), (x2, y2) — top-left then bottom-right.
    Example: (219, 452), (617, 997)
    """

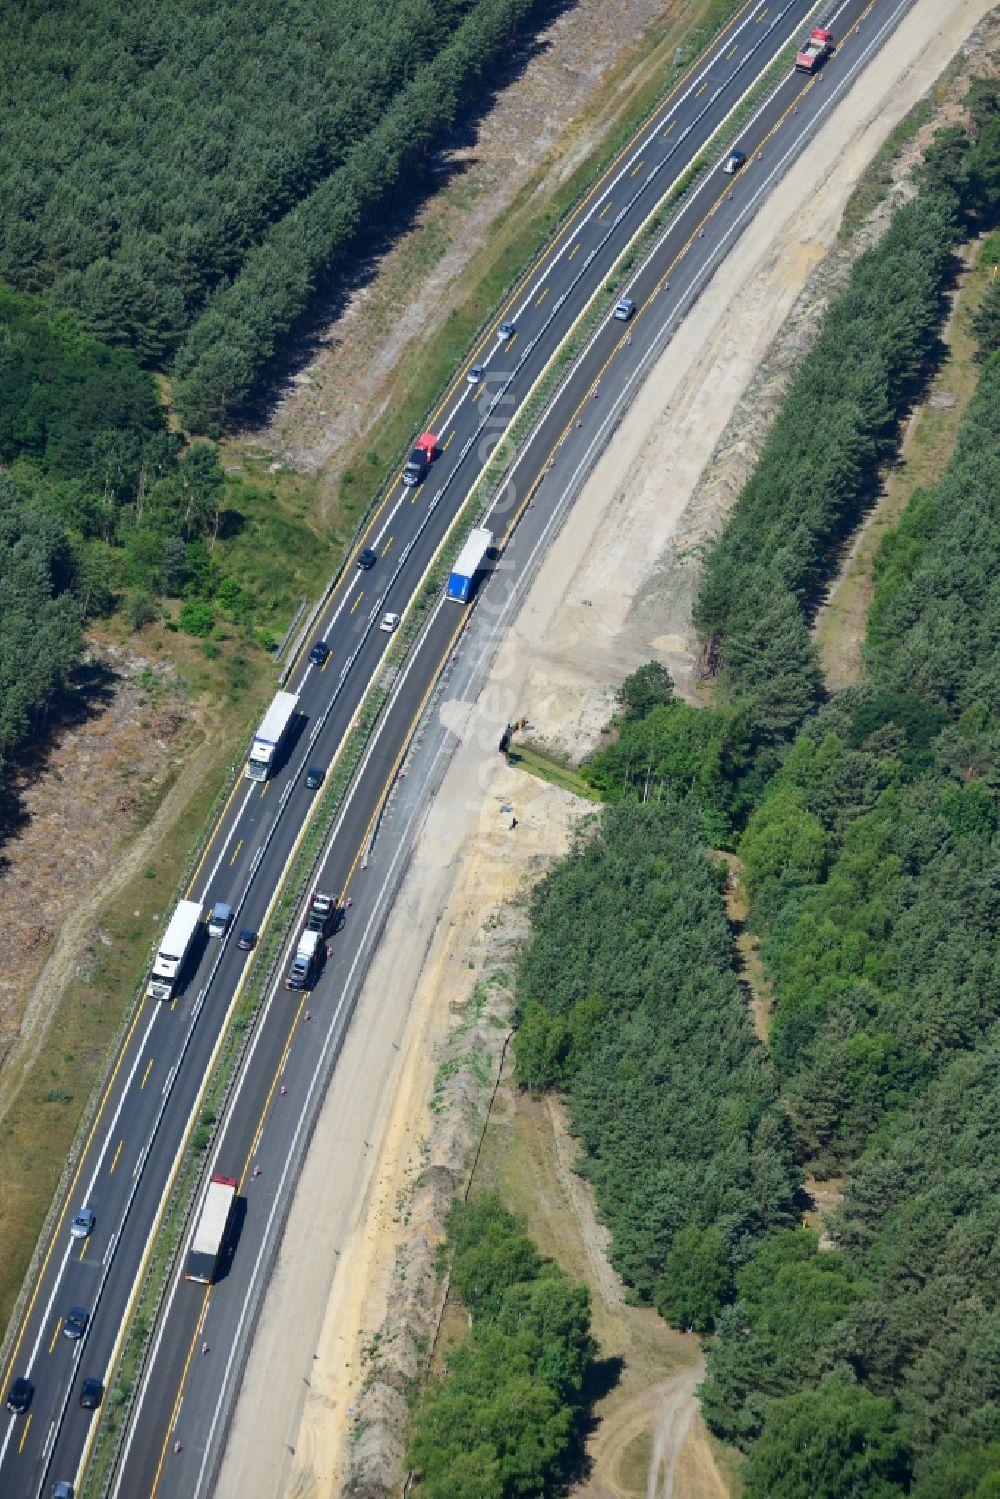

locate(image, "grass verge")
(313, 0), (756, 541)
(814, 232), (990, 688)
(82, 681), (390, 1494)
(838, 50), (968, 238)
(49, 0), (801, 1474)
(0, 669), (274, 1350)
(508, 742), (601, 800)
(81, 15), (814, 1463)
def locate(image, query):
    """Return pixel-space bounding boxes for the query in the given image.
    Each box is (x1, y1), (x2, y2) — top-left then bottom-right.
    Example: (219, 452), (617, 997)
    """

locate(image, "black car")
(63, 1306), (89, 1340)
(357, 548), (377, 570)
(305, 766), (326, 790)
(80, 1378), (103, 1410)
(236, 928), (258, 952)
(5, 1376), (32, 1414)
(308, 640), (329, 666)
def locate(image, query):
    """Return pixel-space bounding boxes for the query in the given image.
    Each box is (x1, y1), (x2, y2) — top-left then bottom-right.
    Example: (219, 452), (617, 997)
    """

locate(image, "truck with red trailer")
(795, 27), (833, 73)
(403, 432), (437, 487)
(306, 889), (337, 938)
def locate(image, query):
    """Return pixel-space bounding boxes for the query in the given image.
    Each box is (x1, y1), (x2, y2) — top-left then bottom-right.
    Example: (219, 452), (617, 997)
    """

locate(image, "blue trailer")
(447, 527), (493, 603)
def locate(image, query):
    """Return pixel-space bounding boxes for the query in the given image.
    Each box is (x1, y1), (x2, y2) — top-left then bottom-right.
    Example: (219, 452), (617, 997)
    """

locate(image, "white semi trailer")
(147, 899), (202, 1002)
(246, 690), (299, 782)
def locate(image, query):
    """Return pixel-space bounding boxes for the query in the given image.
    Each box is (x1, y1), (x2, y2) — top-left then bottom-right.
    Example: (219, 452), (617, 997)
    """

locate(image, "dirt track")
(214, 2), (997, 1496)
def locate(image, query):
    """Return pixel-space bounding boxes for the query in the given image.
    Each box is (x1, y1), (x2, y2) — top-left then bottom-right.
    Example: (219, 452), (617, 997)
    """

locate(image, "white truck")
(184, 1173), (238, 1283)
(245, 690), (299, 782)
(147, 899), (202, 1002)
(446, 528), (493, 603)
(285, 928), (323, 990)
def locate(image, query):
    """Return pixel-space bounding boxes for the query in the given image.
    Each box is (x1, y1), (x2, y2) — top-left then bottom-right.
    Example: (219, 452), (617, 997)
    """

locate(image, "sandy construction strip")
(212, 3), (995, 1496)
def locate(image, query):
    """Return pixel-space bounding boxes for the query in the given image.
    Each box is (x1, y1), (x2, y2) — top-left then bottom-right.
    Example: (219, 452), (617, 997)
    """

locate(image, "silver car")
(70, 1208), (95, 1241)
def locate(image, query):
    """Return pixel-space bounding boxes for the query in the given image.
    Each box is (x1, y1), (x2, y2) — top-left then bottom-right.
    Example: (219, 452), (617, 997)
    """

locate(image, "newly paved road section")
(0, 2), (910, 1494)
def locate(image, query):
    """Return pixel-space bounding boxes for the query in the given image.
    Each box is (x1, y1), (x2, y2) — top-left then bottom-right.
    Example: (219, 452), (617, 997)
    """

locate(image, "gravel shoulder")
(214, 3), (994, 1497)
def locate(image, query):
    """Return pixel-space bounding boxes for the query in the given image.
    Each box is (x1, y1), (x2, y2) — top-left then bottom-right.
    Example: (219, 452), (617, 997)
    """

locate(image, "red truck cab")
(795, 27), (833, 73)
(403, 432), (438, 487)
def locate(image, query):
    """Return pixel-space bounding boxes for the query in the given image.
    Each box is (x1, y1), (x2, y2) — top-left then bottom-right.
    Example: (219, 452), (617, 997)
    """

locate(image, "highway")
(0, 1), (915, 1494)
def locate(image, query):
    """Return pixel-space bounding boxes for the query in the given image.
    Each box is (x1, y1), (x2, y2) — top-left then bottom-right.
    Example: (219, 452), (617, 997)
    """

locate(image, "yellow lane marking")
(0, 995), (148, 1396)
(443, 430), (456, 449)
(568, 242), (581, 260)
(409, 0), (759, 440)
(663, 119), (677, 137)
(695, 80), (707, 96)
(383, 535), (394, 556)
(180, 0), (763, 876)
(506, 332), (517, 349)
(497, 33), (851, 554)
(109, 1138), (123, 1174)
(321, 652), (331, 672)
(726, 42), (739, 58)
(117, 616), (389, 1495)
(140, 1059), (154, 1091)
(259, 782), (269, 799)
(630, 158), (644, 177)
(350, 593), (363, 614)
(18, 1414), (31, 1453)
(148, 1293), (210, 1496)
(151, 996), (306, 1491)
(186, 767), (244, 895)
(757, 6), (767, 17)
(338, 622), (470, 904)
(535, 287), (549, 305)
(82, 651), (383, 1493)
(242, 996), (305, 1182)
(95, 7), (813, 1484)
(78, 1239), (87, 1261)
(229, 838), (243, 866)
(47, 1323), (60, 1355)
(332, 11), (837, 897)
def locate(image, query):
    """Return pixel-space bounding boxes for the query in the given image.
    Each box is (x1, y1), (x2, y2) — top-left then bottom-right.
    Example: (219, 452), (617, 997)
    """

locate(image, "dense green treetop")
(742, 1377), (912, 1499)
(515, 800), (799, 1310)
(0, 0), (543, 427)
(407, 1195), (594, 1498)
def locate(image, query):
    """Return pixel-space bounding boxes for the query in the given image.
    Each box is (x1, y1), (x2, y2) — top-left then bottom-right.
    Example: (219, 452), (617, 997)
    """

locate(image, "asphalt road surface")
(0, 1), (915, 1494)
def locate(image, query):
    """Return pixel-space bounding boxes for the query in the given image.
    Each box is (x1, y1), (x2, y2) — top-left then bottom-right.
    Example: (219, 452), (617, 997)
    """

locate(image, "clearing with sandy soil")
(0, 0), (697, 1342)
(243, 0), (710, 483)
(215, 6), (998, 1498)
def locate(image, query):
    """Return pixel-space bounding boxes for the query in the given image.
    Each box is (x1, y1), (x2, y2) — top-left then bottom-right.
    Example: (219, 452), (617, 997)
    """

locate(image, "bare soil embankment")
(215, 4), (996, 1497)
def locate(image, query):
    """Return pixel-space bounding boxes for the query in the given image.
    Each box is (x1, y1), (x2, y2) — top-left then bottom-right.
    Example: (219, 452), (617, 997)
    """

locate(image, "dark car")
(236, 928), (258, 952)
(63, 1306), (89, 1341)
(722, 148), (746, 175)
(308, 640), (329, 666)
(357, 548), (377, 570)
(5, 1376), (33, 1414)
(80, 1378), (103, 1410)
(305, 766), (325, 790)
